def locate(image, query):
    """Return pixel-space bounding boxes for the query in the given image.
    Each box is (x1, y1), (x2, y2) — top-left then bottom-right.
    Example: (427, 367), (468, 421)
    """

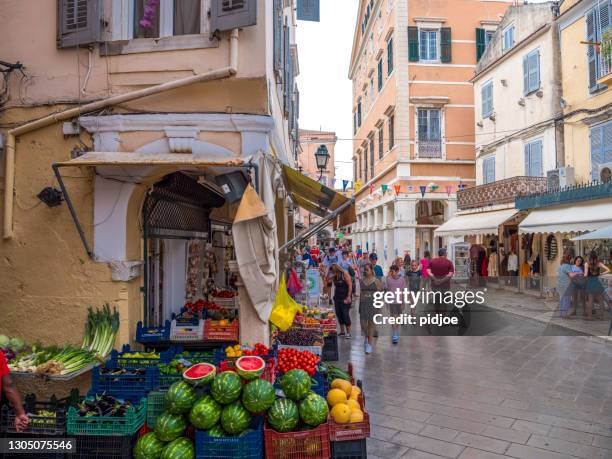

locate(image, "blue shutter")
(534, 141), (543, 176)
(377, 58), (383, 90)
(476, 28), (486, 61)
(387, 38), (394, 75)
(483, 157), (495, 184)
(590, 125), (603, 180)
(587, 8), (599, 93)
(523, 54), (529, 95)
(297, 0), (320, 22)
(273, 0), (283, 72)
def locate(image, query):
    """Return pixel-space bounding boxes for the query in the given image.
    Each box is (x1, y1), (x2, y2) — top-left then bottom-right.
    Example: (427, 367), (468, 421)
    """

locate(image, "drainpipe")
(3, 30), (240, 239)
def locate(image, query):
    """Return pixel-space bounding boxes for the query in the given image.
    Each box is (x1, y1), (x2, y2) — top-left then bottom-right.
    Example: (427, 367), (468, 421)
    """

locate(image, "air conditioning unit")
(547, 167), (575, 190)
(599, 162), (612, 182)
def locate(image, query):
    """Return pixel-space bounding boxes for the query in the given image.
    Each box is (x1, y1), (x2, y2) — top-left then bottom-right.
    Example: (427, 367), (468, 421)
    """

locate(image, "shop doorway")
(416, 200), (446, 258)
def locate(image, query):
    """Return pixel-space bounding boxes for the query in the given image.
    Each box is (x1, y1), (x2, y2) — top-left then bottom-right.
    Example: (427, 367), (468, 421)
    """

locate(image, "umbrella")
(571, 224), (612, 241)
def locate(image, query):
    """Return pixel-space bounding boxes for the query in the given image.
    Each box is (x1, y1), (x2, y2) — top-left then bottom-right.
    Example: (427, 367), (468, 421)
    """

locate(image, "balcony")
(417, 140), (442, 159)
(515, 181), (612, 210)
(458, 176), (547, 211)
(597, 33), (612, 85)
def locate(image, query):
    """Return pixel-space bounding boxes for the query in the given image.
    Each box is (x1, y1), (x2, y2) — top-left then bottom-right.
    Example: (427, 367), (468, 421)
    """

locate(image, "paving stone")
(426, 414), (487, 435)
(501, 399), (531, 410)
(372, 425), (402, 441)
(391, 431), (466, 458)
(370, 412), (426, 434)
(457, 447), (508, 459)
(527, 434), (604, 458)
(481, 425), (531, 444)
(452, 432), (510, 455)
(547, 426), (594, 445)
(402, 449), (447, 459)
(419, 424), (459, 442)
(592, 433), (612, 449)
(366, 437), (409, 458)
(511, 420), (551, 436)
(505, 444), (576, 459)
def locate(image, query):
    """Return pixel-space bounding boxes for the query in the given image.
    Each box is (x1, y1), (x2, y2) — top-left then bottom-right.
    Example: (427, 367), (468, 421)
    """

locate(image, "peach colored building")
(349, 0), (512, 265)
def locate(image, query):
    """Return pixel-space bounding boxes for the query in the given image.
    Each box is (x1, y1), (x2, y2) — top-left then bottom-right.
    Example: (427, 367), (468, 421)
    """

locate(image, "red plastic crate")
(204, 319), (239, 341)
(328, 410), (370, 441)
(219, 357), (276, 384)
(264, 421), (330, 459)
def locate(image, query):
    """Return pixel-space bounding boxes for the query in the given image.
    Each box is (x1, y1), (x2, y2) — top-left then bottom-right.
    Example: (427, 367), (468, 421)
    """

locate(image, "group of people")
(297, 245), (455, 354)
(557, 250), (610, 320)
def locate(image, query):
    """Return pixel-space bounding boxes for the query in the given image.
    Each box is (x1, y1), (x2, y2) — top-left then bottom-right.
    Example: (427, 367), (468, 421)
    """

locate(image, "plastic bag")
(269, 273), (303, 331)
(286, 268), (303, 298)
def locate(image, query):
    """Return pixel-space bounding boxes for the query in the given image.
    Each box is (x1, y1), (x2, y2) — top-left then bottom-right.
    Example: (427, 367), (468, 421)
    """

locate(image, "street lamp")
(314, 144), (330, 181)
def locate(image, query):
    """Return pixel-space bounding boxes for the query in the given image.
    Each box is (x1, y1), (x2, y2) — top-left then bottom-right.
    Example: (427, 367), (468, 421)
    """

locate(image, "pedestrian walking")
(403, 250), (412, 269)
(405, 260), (422, 313)
(427, 248), (454, 314)
(1, 350), (29, 432)
(420, 251), (432, 290)
(385, 264), (406, 344)
(557, 250), (574, 319)
(369, 253), (384, 280)
(584, 252), (610, 320)
(330, 264), (353, 338)
(359, 263), (382, 354)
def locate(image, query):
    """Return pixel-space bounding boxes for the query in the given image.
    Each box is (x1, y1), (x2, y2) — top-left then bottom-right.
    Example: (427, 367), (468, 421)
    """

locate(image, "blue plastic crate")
(89, 366), (158, 403)
(108, 344), (173, 369)
(171, 346), (218, 365)
(311, 370), (326, 397)
(195, 416), (263, 459)
(136, 320), (171, 343)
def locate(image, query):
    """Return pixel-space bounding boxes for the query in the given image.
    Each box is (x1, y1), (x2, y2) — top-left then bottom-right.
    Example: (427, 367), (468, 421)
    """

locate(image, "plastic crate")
(204, 319), (239, 341)
(276, 344), (322, 356)
(311, 370), (326, 397)
(195, 416), (263, 459)
(322, 334), (339, 362)
(170, 347), (218, 364)
(331, 439), (367, 459)
(136, 320), (171, 343)
(0, 434), (68, 459)
(107, 344), (173, 368)
(264, 420), (330, 459)
(209, 295), (239, 309)
(171, 318), (205, 341)
(0, 390), (79, 436)
(89, 367), (158, 403)
(73, 433), (138, 459)
(219, 356), (277, 385)
(145, 390), (166, 429)
(67, 398), (147, 436)
(328, 411), (370, 442)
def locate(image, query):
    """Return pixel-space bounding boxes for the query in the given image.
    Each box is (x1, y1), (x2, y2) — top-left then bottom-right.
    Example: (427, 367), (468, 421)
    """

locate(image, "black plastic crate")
(73, 433), (138, 459)
(322, 333), (339, 361)
(0, 434), (68, 459)
(331, 439), (367, 459)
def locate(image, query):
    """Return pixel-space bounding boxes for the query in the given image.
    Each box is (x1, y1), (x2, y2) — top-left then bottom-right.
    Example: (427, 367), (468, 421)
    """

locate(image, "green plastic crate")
(67, 398), (147, 436)
(146, 391), (167, 428)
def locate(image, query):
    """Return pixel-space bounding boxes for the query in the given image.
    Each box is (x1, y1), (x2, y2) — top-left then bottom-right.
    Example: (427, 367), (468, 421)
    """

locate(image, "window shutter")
(476, 28), (486, 61)
(389, 114), (394, 149)
(353, 112), (357, 135)
(590, 124), (608, 180)
(370, 138), (375, 179)
(440, 27), (452, 63)
(283, 27), (291, 116)
(211, 0), (257, 33)
(57, 0), (100, 48)
(408, 26), (419, 62)
(378, 126), (384, 159)
(534, 141), (543, 177)
(524, 144), (531, 176)
(587, 8), (598, 93)
(534, 50), (541, 90)
(523, 54), (529, 95)
(296, 0), (320, 22)
(273, 0), (283, 73)
(387, 38), (394, 75)
(364, 145), (368, 179)
(377, 59), (383, 90)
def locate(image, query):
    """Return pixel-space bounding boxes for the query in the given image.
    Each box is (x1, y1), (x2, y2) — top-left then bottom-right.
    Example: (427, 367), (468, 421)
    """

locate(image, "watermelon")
(155, 412), (187, 442)
(267, 398), (299, 433)
(280, 369), (312, 401)
(299, 393), (328, 427)
(220, 401), (251, 435)
(211, 371), (242, 405)
(235, 356), (265, 380)
(160, 437), (194, 459)
(206, 424), (226, 437)
(241, 378), (275, 414)
(189, 395), (222, 430)
(165, 381), (197, 414)
(183, 362), (216, 386)
(133, 432), (165, 459)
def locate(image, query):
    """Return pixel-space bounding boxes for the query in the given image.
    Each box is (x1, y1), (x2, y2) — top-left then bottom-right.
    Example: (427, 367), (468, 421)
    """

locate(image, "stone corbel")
(164, 127), (199, 153)
(109, 261), (143, 282)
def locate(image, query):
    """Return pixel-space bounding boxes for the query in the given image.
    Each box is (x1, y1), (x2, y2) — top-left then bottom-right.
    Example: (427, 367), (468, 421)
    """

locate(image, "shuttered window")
(419, 30), (438, 61)
(296, 0), (320, 22)
(353, 112), (357, 135)
(378, 125), (384, 159)
(388, 114), (395, 149)
(273, 0), (284, 73)
(483, 156), (496, 184)
(357, 101), (362, 127)
(589, 120), (612, 180)
(57, 0), (100, 48)
(481, 81), (493, 118)
(502, 25), (515, 51)
(587, 1), (611, 93)
(387, 38), (394, 74)
(408, 26), (419, 62)
(211, 0), (257, 32)
(524, 140), (543, 177)
(364, 144), (368, 179)
(523, 49), (541, 95)
(370, 137), (375, 179)
(358, 151), (362, 181)
(440, 28), (452, 63)
(377, 58), (383, 91)
(476, 28), (486, 61)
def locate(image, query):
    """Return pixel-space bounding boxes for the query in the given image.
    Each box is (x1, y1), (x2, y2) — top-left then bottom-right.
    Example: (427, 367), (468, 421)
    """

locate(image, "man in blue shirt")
(369, 253), (384, 279)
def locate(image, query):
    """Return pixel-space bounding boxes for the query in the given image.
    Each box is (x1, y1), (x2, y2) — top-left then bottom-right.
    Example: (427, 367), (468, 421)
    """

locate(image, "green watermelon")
(165, 381), (197, 414)
(206, 424), (226, 437)
(299, 393), (328, 427)
(189, 395), (222, 430)
(133, 432), (165, 459)
(241, 378), (275, 414)
(211, 371), (242, 405)
(155, 412), (187, 442)
(183, 362), (216, 386)
(220, 401), (251, 435)
(280, 369), (312, 401)
(160, 437), (194, 459)
(267, 398), (299, 433)
(235, 356), (265, 380)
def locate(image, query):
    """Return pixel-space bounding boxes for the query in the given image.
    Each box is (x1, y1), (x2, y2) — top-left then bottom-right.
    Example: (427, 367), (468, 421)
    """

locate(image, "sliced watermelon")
(183, 362), (216, 386)
(235, 356), (265, 380)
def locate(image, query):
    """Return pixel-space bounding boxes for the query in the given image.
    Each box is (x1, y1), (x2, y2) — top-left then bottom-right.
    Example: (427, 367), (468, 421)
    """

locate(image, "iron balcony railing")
(600, 33), (612, 79)
(417, 140), (442, 158)
(458, 176), (548, 210)
(515, 181), (612, 210)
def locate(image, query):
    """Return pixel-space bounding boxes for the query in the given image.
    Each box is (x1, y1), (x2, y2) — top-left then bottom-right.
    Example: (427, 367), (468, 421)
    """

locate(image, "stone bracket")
(109, 261), (143, 282)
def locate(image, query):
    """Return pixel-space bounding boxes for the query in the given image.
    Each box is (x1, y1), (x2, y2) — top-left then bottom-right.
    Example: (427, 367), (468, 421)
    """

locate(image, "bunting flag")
(446, 185), (452, 196)
(407, 185), (414, 193)
(419, 185), (427, 197)
(381, 184), (388, 195)
(458, 183), (466, 191)
(355, 180), (362, 192)
(430, 185), (439, 192)
(342, 180), (349, 191)
(369, 184), (373, 195)
(394, 184), (401, 195)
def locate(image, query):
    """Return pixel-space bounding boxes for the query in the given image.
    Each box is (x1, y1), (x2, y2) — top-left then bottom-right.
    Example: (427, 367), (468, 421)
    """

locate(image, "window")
(483, 156), (495, 184)
(476, 28), (494, 61)
(524, 140), (543, 177)
(134, 0), (201, 39)
(377, 58), (383, 91)
(387, 38), (394, 75)
(357, 100), (362, 127)
(523, 49), (540, 95)
(354, 158), (358, 183)
(590, 120), (612, 180)
(502, 25), (515, 51)
(417, 108), (442, 158)
(353, 112), (357, 135)
(481, 81), (493, 118)
(378, 125), (384, 158)
(370, 136), (375, 179)
(388, 114), (395, 149)
(364, 144), (368, 179)
(485, 30), (495, 46)
(587, 1), (611, 92)
(419, 30), (438, 61)
(370, 78), (374, 102)
(358, 151), (362, 181)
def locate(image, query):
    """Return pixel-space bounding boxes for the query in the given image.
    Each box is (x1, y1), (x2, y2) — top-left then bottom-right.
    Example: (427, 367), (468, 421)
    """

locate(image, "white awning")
(571, 223), (612, 240)
(519, 200), (612, 234)
(434, 208), (518, 237)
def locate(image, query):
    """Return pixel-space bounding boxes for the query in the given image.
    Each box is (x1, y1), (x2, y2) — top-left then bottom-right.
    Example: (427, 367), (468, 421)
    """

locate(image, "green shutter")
(476, 28), (485, 61)
(441, 27), (452, 63)
(408, 26), (419, 62)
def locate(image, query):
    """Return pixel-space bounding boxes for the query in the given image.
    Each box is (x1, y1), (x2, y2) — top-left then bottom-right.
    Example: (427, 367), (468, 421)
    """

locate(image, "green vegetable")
(82, 304), (120, 359)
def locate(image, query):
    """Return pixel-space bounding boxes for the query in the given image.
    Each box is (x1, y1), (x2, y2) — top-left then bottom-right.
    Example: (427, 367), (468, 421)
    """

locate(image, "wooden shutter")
(387, 38), (394, 75)
(524, 144), (531, 176)
(357, 102), (362, 126)
(297, 0), (320, 22)
(273, 0), (283, 73)
(377, 59), (383, 90)
(378, 126), (384, 159)
(57, 0), (100, 48)
(283, 26), (291, 116)
(211, 0), (257, 33)
(364, 145), (368, 179)
(440, 27), (452, 63)
(476, 28), (486, 61)
(523, 55), (529, 95)
(353, 112), (357, 135)
(590, 125), (603, 180)
(533, 141), (543, 177)
(524, 51), (540, 94)
(388, 114), (394, 149)
(408, 26), (419, 62)
(370, 137), (375, 179)
(587, 8), (599, 93)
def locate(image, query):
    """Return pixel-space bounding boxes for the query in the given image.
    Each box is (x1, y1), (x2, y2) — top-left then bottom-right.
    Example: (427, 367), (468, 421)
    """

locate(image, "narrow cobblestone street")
(338, 307), (612, 458)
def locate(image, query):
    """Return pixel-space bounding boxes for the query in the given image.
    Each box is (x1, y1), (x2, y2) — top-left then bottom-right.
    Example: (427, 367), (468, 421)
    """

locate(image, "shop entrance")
(415, 200), (445, 258)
